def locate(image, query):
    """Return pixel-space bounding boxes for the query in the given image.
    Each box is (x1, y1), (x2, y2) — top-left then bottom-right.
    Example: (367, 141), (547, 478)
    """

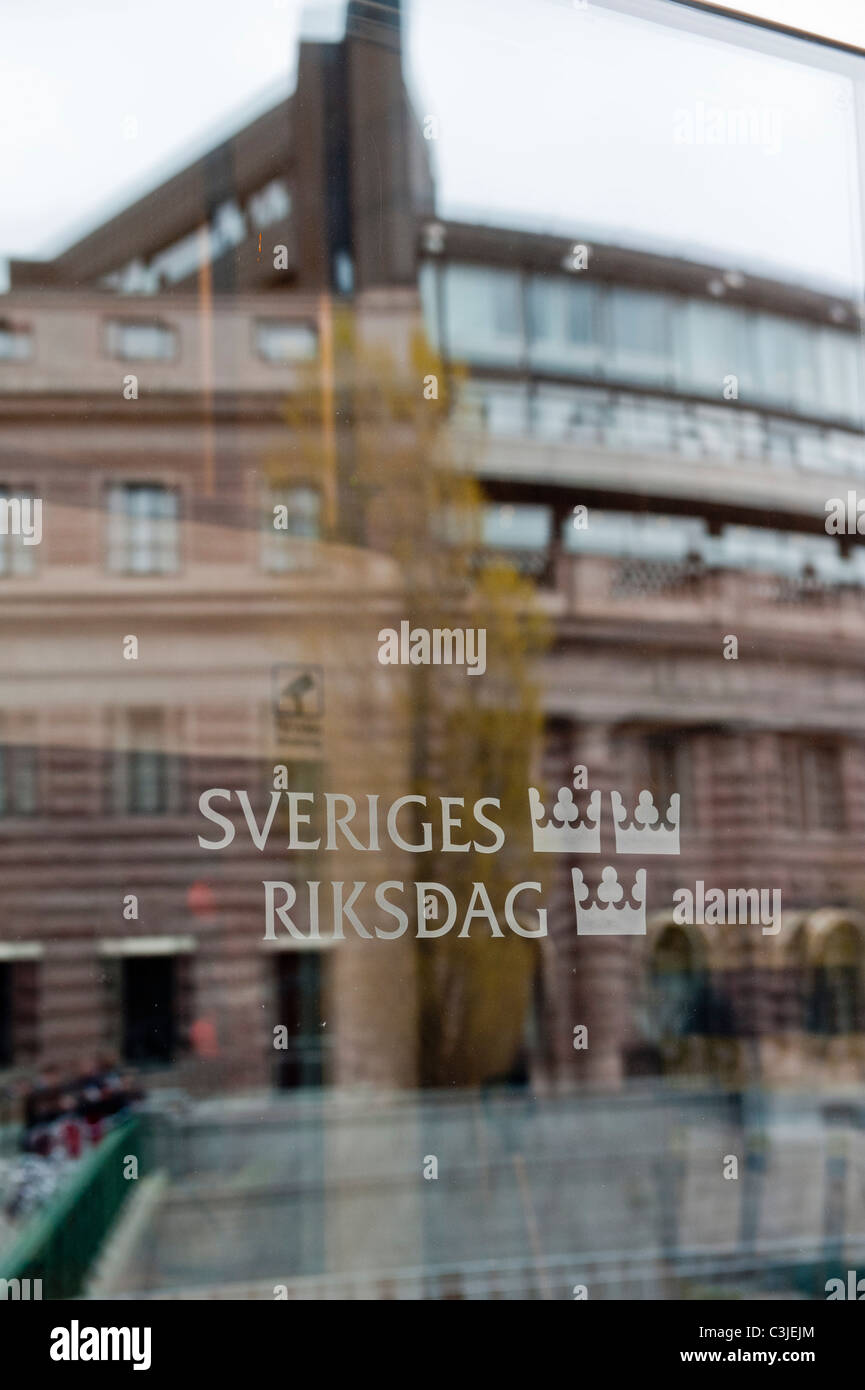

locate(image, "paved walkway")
(99, 1086), (865, 1299)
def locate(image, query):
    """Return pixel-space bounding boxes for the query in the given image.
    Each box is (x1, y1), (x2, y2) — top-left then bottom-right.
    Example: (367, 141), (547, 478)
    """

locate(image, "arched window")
(810, 924), (864, 1036)
(650, 926), (708, 1040)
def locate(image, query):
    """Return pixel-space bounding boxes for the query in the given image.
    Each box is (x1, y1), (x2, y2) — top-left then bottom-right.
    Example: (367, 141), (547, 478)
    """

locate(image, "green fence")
(0, 1116), (149, 1300)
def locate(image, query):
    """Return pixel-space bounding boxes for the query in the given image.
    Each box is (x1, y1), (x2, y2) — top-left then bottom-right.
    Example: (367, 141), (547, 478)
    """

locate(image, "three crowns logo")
(528, 771), (681, 936)
(572, 866), (646, 936)
(528, 772), (600, 853)
(611, 789), (680, 854)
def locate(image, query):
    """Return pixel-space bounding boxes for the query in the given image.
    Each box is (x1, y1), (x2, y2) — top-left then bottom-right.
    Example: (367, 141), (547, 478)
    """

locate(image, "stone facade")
(2, 0), (865, 1103)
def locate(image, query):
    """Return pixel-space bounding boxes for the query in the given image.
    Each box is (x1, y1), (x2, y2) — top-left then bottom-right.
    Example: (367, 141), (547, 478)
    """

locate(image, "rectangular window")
(121, 955), (176, 1064)
(443, 264), (523, 366)
(105, 320), (176, 361)
(419, 262), (441, 352)
(811, 965), (861, 1035)
(111, 709), (178, 816)
(786, 320), (820, 417)
(0, 964), (11, 1067)
(816, 328), (864, 426)
(274, 952), (325, 1088)
(248, 179), (292, 228)
(255, 320), (317, 363)
(782, 738), (845, 832)
(672, 298), (753, 399)
(0, 486), (39, 577)
(0, 960), (40, 1067)
(715, 524), (790, 575)
(746, 312), (823, 417)
(0, 744), (38, 816)
(262, 486), (321, 571)
(0, 322), (32, 361)
(483, 503), (551, 551)
(805, 742), (845, 831)
(527, 276), (599, 373)
(106, 483), (179, 574)
(606, 288), (672, 385)
(565, 510), (705, 560)
(752, 312), (796, 410)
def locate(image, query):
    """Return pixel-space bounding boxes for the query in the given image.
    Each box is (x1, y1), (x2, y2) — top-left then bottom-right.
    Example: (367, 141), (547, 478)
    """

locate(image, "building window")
(606, 288), (672, 386)
(419, 262), (441, 351)
(809, 924), (863, 1035)
(0, 494), (40, 569)
(645, 730), (693, 824)
(564, 508), (706, 560)
(443, 264), (523, 366)
(0, 322), (33, 362)
(811, 963), (861, 1035)
(671, 298), (752, 399)
(0, 486), (39, 577)
(255, 320), (317, 364)
(483, 503), (550, 553)
(273, 952), (325, 1089)
(816, 328), (863, 426)
(782, 738), (845, 832)
(527, 276), (599, 374)
(0, 744), (38, 816)
(105, 319), (176, 361)
(0, 963), (11, 1066)
(120, 956), (177, 1064)
(106, 483), (179, 574)
(0, 486), (38, 578)
(0, 960), (40, 1067)
(650, 927), (703, 1041)
(262, 486), (321, 571)
(111, 709), (179, 815)
(752, 312), (797, 410)
(247, 179), (292, 228)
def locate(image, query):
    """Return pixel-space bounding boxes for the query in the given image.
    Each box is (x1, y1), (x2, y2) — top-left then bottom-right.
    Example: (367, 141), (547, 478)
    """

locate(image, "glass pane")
(527, 276), (599, 373)
(6, 0), (865, 1320)
(606, 288), (672, 384)
(444, 263), (523, 365)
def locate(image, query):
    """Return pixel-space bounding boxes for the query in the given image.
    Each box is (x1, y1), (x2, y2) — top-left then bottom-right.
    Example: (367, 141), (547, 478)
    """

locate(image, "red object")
(60, 1120), (83, 1159)
(187, 881), (216, 917)
(190, 1016), (220, 1058)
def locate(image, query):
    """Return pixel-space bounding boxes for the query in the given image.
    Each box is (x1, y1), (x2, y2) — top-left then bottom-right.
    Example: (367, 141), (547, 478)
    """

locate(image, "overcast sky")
(1, 0), (864, 291)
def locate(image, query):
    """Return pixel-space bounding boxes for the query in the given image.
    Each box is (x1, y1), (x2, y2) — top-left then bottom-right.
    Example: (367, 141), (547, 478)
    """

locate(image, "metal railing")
(0, 1117), (149, 1300)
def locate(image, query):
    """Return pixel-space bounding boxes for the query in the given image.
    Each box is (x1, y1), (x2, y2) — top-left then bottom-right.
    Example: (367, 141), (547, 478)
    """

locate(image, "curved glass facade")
(423, 261), (865, 427)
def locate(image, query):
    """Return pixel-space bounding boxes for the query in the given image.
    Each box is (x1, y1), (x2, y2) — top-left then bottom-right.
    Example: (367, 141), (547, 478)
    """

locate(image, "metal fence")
(0, 1117), (149, 1300)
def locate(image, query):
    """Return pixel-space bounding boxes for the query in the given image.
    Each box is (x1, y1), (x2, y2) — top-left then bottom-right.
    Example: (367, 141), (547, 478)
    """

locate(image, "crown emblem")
(611, 790), (680, 855)
(528, 771), (601, 853)
(572, 866), (646, 935)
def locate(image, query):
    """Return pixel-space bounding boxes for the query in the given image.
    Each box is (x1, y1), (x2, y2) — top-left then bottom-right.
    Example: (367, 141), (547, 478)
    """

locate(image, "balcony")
(547, 552), (865, 639)
(451, 380), (865, 534)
